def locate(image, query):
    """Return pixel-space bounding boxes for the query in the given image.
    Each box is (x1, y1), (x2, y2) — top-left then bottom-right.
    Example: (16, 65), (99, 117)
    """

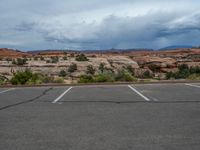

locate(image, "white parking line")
(128, 85), (150, 101)
(52, 87), (73, 104)
(0, 88), (15, 94)
(185, 83), (200, 88)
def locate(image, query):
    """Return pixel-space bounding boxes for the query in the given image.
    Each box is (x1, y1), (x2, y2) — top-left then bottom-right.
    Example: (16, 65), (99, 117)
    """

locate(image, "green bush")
(187, 74), (200, 80)
(176, 64), (190, 79)
(59, 70), (67, 77)
(94, 71), (115, 82)
(10, 69), (39, 85)
(75, 54), (89, 61)
(68, 63), (77, 73)
(166, 64), (200, 80)
(86, 65), (95, 75)
(115, 69), (136, 82)
(79, 75), (94, 83)
(166, 71), (175, 80)
(142, 70), (152, 79)
(0, 77), (5, 85)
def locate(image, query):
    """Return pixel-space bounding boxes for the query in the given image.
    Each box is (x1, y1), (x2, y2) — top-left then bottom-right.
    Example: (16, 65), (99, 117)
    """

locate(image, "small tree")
(68, 63), (77, 73)
(86, 65), (95, 75)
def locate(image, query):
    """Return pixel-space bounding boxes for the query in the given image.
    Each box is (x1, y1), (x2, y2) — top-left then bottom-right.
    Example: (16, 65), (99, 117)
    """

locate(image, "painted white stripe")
(128, 85), (150, 101)
(52, 87), (73, 103)
(185, 83), (200, 88)
(0, 88), (15, 94)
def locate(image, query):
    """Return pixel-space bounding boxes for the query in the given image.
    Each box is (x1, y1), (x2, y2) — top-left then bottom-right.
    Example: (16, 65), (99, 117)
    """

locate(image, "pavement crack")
(0, 87), (53, 111)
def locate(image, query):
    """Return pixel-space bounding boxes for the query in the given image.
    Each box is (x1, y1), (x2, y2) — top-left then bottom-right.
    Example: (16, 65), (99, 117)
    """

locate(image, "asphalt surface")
(0, 83), (200, 150)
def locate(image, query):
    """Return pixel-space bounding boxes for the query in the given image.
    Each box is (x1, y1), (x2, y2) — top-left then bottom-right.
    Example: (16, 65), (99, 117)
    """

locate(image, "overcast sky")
(0, 0), (200, 50)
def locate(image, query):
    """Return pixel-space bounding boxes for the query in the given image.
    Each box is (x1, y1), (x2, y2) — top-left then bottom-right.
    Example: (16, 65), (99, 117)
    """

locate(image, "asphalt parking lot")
(0, 83), (200, 150)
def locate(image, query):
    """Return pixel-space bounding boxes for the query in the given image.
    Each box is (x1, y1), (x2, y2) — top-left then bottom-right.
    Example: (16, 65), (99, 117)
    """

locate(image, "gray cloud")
(0, 0), (200, 50)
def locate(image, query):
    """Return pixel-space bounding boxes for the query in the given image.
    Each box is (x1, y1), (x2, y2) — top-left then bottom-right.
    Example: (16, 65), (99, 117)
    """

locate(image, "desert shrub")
(86, 65), (95, 75)
(142, 70), (152, 79)
(51, 56), (59, 63)
(189, 66), (200, 74)
(187, 74), (200, 80)
(126, 65), (135, 76)
(59, 70), (67, 77)
(99, 63), (105, 73)
(10, 69), (39, 85)
(40, 57), (45, 61)
(41, 76), (54, 83)
(166, 64), (200, 80)
(166, 71), (175, 79)
(12, 58), (27, 66)
(115, 69), (136, 82)
(75, 54), (89, 61)
(68, 63), (77, 73)
(63, 56), (68, 60)
(79, 75), (94, 83)
(0, 76), (6, 85)
(53, 77), (64, 83)
(46, 60), (51, 63)
(34, 57), (38, 61)
(94, 70), (115, 82)
(176, 64), (190, 79)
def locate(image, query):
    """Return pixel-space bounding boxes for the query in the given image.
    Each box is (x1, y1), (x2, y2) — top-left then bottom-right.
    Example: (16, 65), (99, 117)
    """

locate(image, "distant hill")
(0, 48), (30, 58)
(159, 45), (193, 51)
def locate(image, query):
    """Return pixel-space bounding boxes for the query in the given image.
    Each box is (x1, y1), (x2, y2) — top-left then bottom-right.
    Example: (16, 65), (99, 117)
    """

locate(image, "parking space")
(135, 83), (200, 102)
(0, 87), (51, 109)
(59, 85), (145, 103)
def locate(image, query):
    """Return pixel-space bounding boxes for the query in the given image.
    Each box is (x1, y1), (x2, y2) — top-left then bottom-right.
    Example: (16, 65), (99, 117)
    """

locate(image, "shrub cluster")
(79, 68), (137, 83)
(12, 58), (27, 66)
(10, 69), (64, 85)
(166, 64), (200, 80)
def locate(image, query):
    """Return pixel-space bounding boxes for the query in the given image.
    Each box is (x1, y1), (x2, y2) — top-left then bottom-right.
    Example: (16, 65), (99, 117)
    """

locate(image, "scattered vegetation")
(75, 54), (89, 61)
(68, 63), (77, 73)
(166, 64), (200, 80)
(79, 68), (136, 83)
(51, 56), (59, 63)
(10, 69), (65, 85)
(12, 58), (27, 66)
